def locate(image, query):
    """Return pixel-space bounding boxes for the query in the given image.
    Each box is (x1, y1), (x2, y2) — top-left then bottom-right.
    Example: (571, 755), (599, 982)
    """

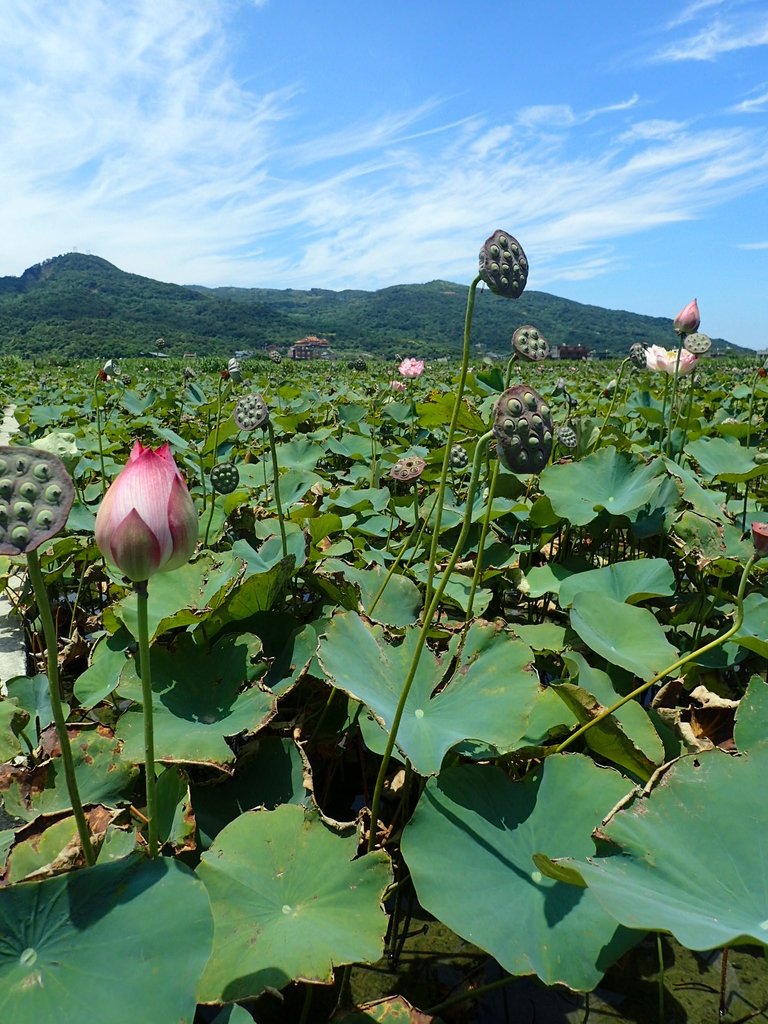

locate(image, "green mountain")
(0, 252), (745, 360)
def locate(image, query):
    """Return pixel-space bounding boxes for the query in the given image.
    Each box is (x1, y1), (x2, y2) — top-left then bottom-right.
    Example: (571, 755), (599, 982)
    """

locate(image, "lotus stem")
(266, 419), (288, 559)
(26, 548), (95, 865)
(367, 428), (494, 853)
(135, 579), (159, 858)
(592, 358), (630, 453)
(553, 553), (758, 755)
(93, 374), (107, 498)
(665, 347), (684, 459)
(424, 275), (481, 608)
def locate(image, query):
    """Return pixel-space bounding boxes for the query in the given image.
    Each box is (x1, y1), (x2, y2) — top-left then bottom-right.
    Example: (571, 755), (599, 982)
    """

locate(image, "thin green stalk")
(93, 375), (107, 497)
(367, 429), (494, 852)
(658, 374), (671, 454)
(135, 579), (158, 858)
(464, 457), (500, 623)
(657, 933), (665, 1024)
(591, 358), (630, 452)
(741, 367), (762, 531)
(369, 491), (439, 615)
(665, 347), (684, 458)
(27, 548), (95, 865)
(424, 275), (481, 609)
(266, 419), (288, 559)
(554, 553), (758, 755)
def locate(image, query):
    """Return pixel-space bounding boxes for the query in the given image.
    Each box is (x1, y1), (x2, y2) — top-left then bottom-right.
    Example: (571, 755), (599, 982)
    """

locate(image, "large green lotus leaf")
(210, 1006), (255, 1024)
(4, 675), (60, 735)
(73, 627), (134, 708)
(552, 654), (664, 782)
(318, 612), (541, 775)
(275, 437), (324, 472)
(0, 857), (212, 1024)
(731, 592), (768, 660)
(322, 560), (422, 627)
(401, 757), (638, 990)
(663, 458), (727, 522)
(557, 746), (768, 950)
(557, 558), (675, 609)
(686, 436), (767, 483)
(115, 633), (274, 766)
(197, 803), (391, 1002)
(539, 447), (668, 526)
(192, 736), (310, 849)
(409, 562), (492, 616)
(671, 510), (753, 573)
(108, 552), (242, 642)
(194, 556), (295, 638)
(733, 675), (768, 753)
(570, 593), (678, 681)
(0, 700), (30, 762)
(521, 562), (576, 599)
(3, 731), (137, 823)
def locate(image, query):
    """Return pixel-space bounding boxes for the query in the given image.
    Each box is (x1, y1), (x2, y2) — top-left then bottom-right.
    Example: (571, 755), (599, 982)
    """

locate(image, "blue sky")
(1, 1), (767, 347)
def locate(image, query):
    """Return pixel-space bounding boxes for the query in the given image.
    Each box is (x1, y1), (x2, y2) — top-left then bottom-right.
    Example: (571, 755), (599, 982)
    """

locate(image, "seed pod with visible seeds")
(684, 332), (712, 355)
(449, 444), (469, 470)
(390, 456), (426, 482)
(0, 447), (75, 554)
(556, 424), (578, 449)
(234, 393), (269, 431)
(269, 350), (282, 364)
(492, 385), (553, 474)
(210, 463), (241, 495)
(512, 325), (549, 361)
(478, 230), (528, 298)
(628, 343), (647, 368)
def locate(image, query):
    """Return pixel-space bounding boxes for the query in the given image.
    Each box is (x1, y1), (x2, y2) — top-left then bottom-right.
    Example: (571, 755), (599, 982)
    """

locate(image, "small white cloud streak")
(1, 0), (768, 297)
(654, 9), (768, 62)
(738, 241), (768, 249)
(730, 89), (768, 113)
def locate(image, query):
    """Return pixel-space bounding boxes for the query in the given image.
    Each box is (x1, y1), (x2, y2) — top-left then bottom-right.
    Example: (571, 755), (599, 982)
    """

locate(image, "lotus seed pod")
(234, 392), (269, 432)
(492, 385), (553, 474)
(390, 456), (426, 483)
(512, 325), (549, 361)
(227, 358), (243, 384)
(0, 446), (75, 554)
(210, 462), (241, 495)
(353, 357), (367, 372)
(449, 444), (469, 470)
(628, 343), (647, 368)
(556, 424), (578, 449)
(269, 350), (282, 364)
(684, 332), (712, 355)
(478, 230), (528, 298)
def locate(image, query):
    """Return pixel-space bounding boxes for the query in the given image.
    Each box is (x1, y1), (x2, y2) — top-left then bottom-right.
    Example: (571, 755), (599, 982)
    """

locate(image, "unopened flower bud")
(673, 299), (700, 337)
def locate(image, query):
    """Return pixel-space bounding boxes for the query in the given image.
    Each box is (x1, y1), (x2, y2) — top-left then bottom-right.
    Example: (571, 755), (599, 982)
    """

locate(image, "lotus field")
(1, 233), (768, 1023)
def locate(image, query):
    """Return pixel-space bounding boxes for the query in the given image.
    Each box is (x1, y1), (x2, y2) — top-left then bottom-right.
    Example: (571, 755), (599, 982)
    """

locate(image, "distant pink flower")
(673, 298), (700, 336)
(752, 522), (768, 557)
(95, 442), (198, 581)
(645, 345), (698, 376)
(390, 379), (407, 392)
(399, 357), (424, 378)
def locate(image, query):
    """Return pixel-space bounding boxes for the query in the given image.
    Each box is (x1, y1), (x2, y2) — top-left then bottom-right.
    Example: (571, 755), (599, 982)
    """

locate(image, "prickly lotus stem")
(512, 325), (549, 361)
(478, 230), (528, 298)
(684, 332), (712, 355)
(492, 385), (553, 473)
(449, 444), (469, 470)
(234, 392), (269, 431)
(390, 455), (426, 483)
(210, 463), (241, 495)
(0, 447), (75, 553)
(628, 343), (647, 368)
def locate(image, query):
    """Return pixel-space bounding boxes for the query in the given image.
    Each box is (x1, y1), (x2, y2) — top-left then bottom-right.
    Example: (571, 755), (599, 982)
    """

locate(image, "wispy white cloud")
(655, 5), (768, 62)
(1, 0), (768, 299)
(666, 0), (728, 30)
(738, 240), (768, 249)
(729, 88), (768, 113)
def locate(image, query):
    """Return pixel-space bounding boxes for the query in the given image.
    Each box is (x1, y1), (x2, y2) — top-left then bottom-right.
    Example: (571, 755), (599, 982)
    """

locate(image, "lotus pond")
(0, 241), (768, 1024)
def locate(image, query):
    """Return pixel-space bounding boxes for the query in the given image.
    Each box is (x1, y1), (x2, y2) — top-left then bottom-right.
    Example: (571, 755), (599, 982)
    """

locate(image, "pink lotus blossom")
(398, 357), (425, 378)
(95, 442), (198, 581)
(390, 379), (407, 392)
(752, 522), (768, 557)
(673, 298), (700, 336)
(645, 345), (698, 376)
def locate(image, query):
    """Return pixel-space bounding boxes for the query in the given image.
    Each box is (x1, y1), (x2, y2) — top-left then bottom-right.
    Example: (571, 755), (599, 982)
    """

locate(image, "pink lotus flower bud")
(752, 522), (768, 557)
(673, 298), (700, 336)
(95, 442), (198, 581)
(645, 345), (698, 376)
(390, 379), (407, 392)
(398, 357), (425, 378)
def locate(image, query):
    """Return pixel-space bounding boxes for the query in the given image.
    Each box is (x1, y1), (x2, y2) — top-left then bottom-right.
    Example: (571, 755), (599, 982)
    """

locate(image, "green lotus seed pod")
(449, 444), (469, 470)
(478, 230), (528, 298)
(507, 398), (522, 415)
(234, 393), (269, 432)
(210, 462), (241, 495)
(390, 456), (426, 482)
(684, 332), (712, 355)
(556, 425), (578, 449)
(0, 446), (75, 554)
(512, 325), (549, 361)
(493, 384), (553, 474)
